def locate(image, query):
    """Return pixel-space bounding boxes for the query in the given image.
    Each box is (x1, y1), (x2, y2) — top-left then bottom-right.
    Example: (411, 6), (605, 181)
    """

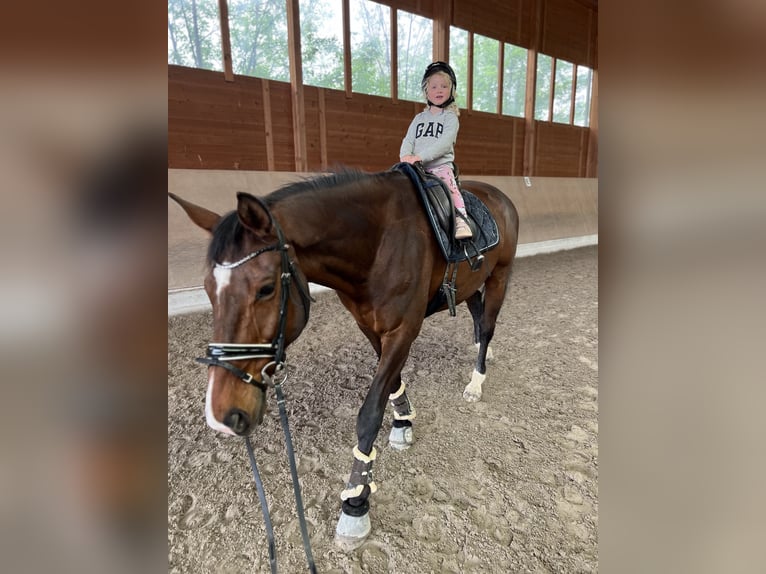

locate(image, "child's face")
(426, 73), (452, 106)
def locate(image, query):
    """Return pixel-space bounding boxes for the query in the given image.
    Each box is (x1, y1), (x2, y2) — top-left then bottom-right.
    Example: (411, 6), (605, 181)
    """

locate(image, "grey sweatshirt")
(399, 108), (459, 169)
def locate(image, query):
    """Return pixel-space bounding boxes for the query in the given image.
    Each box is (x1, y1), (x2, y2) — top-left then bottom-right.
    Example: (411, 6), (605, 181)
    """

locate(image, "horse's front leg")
(356, 325), (417, 451)
(335, 334), (415, 551)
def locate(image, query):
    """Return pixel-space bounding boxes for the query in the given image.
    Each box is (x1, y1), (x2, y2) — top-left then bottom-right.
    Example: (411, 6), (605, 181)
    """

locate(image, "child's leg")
(426, 164), (465, 210)
(426, 164), (472, 238)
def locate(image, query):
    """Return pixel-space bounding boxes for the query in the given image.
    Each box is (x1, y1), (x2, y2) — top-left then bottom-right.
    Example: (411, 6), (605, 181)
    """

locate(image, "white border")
(168, 234), (597, 316)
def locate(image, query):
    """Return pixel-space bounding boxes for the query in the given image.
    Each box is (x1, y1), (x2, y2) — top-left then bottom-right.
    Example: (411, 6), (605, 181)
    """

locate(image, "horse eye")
(256, 284), (275, 300)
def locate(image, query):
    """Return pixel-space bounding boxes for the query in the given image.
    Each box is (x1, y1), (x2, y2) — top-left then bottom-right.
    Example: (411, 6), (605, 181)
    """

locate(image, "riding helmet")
(421, 61), (457, 107)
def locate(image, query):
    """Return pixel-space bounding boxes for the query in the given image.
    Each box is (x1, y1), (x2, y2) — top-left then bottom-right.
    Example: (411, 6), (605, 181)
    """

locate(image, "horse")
(169, 168), (519, 550)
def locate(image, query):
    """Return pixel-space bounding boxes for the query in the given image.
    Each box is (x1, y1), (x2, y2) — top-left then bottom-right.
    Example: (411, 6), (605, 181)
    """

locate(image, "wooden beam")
(466, 31), (474, 111)
(570, 64), (578, 124)
(585, 68), (598, 177)
(497, 40), (504, 115)
(286, 0), (308, 171)
(432, 0), (452, 62)
(217, 0), (234, 81)
(391, 8), (398, 103)
(585, 13), (597, 176)
(523, 0), (544, 176)
(342, 0), (352, 98)
(511, 119), (517, 174)
(548, 57), (556, 122)
(262, 80), (275, 170)
(522, 48), (537, 176)
(318, 88), (328, 170)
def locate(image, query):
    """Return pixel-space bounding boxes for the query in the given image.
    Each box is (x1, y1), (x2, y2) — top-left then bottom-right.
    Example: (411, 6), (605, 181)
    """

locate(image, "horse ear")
(168, 193), (221, 233)
(236, 192), (274, 236)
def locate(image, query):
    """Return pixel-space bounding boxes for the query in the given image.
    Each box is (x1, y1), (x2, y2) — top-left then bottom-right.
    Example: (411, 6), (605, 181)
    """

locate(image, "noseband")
(195, 218), (312, 390)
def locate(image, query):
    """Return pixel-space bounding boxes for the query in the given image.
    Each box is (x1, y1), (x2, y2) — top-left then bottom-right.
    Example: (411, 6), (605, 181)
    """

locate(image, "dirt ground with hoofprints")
(168, 246), (598, 573)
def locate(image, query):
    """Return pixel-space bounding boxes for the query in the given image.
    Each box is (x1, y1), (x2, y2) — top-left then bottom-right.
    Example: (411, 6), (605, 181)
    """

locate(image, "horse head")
(170, 192), (311, 436)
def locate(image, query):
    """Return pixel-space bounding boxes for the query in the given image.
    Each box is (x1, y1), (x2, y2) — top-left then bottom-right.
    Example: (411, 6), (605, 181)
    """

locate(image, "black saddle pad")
(392, 162), (499, 263)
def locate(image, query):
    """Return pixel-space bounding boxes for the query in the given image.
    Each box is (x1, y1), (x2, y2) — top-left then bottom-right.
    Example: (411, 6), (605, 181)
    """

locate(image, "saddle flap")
(424, 178), (454, 233)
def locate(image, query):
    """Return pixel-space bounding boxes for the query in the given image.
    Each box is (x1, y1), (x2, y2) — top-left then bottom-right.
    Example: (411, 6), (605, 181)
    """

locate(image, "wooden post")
(585, 68), (598, 178)
(511, 120), (518, 174)
(432, 0), (452, 62)
(262, 80), (275, 170)
(523, 0), (544, 176)
(318, 88), (328, 170)
(522, 48), (537, 176)
(570, 64), (578, 124)
(218, 0), (234, 82)
(286, 0), (308, 171)
(497, 41), (505, 115)
(548, 57), (556, 122)
(585, 14), (597, 178)
(391, 8), (398, 102)
(342, 0), (352, 98)
(466, 31), (474, 111)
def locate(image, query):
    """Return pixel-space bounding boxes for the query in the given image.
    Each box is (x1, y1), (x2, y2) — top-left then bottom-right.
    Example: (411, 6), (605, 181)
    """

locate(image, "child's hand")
(400, 155), (421, 164)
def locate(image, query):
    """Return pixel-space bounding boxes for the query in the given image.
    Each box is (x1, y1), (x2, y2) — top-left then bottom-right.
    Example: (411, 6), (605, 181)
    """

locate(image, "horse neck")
(270, 182), (390, 293)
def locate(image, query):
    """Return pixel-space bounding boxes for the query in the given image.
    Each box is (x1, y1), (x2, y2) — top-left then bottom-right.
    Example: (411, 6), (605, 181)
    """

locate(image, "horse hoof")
(389, 426), (414, 450)
(463, 370), (486, 402)
(335, 511), (371, 551)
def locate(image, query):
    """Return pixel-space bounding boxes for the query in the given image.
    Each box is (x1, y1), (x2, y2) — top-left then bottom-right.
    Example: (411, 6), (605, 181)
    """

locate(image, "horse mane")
(207, 168), (383, 265)
(263, 168), (375, 207)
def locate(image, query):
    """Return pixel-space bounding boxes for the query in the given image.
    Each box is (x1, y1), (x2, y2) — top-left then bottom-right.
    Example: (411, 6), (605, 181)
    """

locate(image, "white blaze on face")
(213, 265), (232, 304)
(206, 263), (237, 435)
(205, 370), (237, 436)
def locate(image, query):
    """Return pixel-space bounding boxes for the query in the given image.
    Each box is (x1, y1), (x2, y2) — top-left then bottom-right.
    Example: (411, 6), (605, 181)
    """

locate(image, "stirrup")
(463, 242), (484, 271)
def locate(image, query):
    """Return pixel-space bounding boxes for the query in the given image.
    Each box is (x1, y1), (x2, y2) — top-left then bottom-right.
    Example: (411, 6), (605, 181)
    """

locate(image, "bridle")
(195, 215), (317, 574)
(196, 219), (312, 389)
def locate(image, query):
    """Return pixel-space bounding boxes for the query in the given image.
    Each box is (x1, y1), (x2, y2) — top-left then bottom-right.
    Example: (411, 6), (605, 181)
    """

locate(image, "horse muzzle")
(221, 400), (266, 435)
(204, 365), (269, 436)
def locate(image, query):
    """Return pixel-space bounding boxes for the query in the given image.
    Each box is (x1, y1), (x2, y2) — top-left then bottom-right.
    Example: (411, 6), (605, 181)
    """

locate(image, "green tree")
(168, 0), (222, 70)
(473, 34), (499, 113)
(449, 28), (468, 109)
(553, 60), (574, 123)
(535, 54), (553, 120)
(350, 0), (391, 97)
(229, 0), (289, 81)
(300, 0), (344, 89)
(503, 44), (527, 117)
(574, 66), (592, 127)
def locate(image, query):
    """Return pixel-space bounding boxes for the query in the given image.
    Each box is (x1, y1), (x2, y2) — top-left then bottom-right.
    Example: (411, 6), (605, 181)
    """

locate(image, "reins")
(196, 217), (316, 574)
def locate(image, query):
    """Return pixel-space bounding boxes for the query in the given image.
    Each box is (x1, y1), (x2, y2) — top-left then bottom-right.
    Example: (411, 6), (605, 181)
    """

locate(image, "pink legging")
(426, 164), (465, 210)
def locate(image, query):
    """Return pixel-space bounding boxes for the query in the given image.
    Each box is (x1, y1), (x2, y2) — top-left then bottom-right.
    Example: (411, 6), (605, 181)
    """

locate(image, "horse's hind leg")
(388, 376), (416, 450)
(463, 267), (512, 402)
(466, 289), (494, 361)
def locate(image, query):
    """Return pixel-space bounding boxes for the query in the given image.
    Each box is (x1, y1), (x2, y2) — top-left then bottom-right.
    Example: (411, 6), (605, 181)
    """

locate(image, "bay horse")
(169, 168), (519, 550)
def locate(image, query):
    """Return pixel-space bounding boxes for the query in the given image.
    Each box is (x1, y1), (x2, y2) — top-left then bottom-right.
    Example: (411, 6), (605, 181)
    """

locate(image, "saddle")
(391, 162), (500, 317)
(392, 162), (499, 265)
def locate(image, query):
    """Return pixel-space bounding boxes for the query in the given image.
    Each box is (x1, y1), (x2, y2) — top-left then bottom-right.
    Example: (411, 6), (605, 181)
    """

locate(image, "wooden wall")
(168, 0), (597, 177)
(169, 66), (591, 176)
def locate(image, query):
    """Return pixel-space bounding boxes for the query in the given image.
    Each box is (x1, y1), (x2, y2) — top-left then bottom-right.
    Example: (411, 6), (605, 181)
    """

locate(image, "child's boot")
(455, 209), (472, 239)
